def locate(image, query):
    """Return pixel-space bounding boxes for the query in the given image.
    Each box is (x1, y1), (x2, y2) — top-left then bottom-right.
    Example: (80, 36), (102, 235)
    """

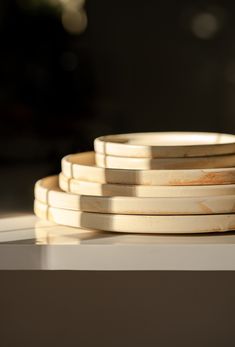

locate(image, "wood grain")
(62, 152), (235, 185)
(34, 199), (235, 234)
(35, 175), (235, 215)
(95, 152), (235, 170)
(59, 173), (235, 197)
(95, 132), (235, 158)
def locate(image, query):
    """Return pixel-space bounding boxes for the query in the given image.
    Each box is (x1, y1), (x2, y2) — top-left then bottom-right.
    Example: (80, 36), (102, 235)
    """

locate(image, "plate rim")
(34, 199), (235, 234)
(94, 131), (235, 158)
(35, 175), (235, 215)
(62, 152), (235, 185)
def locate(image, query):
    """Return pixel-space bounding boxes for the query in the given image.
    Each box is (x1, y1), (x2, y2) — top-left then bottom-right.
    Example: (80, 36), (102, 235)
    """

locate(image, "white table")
(1, 214), (235, 270)
(1, 215), (235, 347)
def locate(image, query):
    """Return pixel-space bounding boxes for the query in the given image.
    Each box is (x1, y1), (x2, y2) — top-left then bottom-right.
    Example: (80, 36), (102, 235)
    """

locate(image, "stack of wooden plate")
(34, 132), (235, 234)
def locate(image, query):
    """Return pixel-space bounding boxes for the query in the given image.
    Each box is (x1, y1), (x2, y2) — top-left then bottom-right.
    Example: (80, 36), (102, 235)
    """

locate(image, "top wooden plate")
(62, 152), (235, 186)
(94, 132), (235, 158)
(95, 152), (235, 170)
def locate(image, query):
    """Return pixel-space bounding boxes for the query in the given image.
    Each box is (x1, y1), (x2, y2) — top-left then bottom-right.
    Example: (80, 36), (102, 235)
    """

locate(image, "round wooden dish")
(62, 152), (235, 186)
(35, 175), (235, 215)
(34, 199), (235, 234)
(59, 173), (235, 197)
(94, 132), (235, 158)
(95, 152), (235, 170)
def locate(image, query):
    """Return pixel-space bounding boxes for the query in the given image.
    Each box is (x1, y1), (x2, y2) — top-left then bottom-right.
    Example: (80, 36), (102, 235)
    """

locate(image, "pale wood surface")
(62, 152), (235, 185)
(95, 152), (235, 170)
(35, 175), (235, 214)
(59, 172), (235, 197)
(95, 132), (235, 158)
(34, 200), (235, 234)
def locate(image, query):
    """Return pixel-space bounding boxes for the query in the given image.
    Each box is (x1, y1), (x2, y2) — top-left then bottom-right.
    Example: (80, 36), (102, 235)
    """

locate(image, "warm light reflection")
(35, 221), (100, 244)
(35, 222), (81, 244)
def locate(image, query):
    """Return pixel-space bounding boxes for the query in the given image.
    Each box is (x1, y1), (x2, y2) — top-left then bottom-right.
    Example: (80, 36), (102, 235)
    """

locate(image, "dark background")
(1, 0), (235, 213)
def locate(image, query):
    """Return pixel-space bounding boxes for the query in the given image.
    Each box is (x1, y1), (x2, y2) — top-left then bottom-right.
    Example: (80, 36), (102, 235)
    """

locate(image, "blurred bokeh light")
(191, 12), (219, 39)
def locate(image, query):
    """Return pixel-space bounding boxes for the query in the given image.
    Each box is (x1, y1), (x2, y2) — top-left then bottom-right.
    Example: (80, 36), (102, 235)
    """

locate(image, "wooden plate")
(94, 132), (235, 158)
(35, 175), (235, 215)
(59, 172), (235, 197)
(34, 199), (235, 234)
(95, 152), (235, 170)
(62, 152), (235, 186)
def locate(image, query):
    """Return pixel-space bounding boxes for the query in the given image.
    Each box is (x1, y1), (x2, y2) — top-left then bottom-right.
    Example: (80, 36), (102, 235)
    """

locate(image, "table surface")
(1, 214), (235, 270)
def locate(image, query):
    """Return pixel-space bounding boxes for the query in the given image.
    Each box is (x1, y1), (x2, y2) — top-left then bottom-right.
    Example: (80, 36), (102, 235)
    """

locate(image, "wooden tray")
(62, 152), (235, 185)
(95, 152), (235, 170)
(34, 199), (235, 234)
(59, 172), (235, 197)
(35, 175), (235, 215)
(94, 132), (235, 158)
